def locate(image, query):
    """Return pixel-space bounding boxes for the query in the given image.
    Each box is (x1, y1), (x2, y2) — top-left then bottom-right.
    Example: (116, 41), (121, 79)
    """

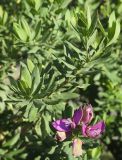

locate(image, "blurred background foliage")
(0, 0), (122, 159)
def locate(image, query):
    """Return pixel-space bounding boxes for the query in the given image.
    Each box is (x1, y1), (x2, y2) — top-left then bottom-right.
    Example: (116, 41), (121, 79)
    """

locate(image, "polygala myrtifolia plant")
(52, 104), (105, 158)
(0, 1), (120, 159)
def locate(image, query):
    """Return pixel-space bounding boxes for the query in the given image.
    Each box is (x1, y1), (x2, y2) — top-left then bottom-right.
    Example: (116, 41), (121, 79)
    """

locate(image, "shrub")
(0, 0), (121, 160)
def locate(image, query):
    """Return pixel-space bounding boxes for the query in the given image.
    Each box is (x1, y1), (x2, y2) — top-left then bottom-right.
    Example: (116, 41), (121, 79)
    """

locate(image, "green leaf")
(98, 18), (106, 36)
(31, 66), (40, 93)
(3, 129), (20, 148)
(33, 99), (45, 110)
(35, 119), (42, 136)
(87, 29), (97, 48)
(28, 105), (38, 122)
(20, 17), (31, 39)
(24, 102), (32, 118)
(60, 0), (72, 8)
(0, 149), (8, 156)
(107, 18), (120, 47)
(65, 41), (81, 58)
(60, 59), (76, 70)
(41, 114), (51, 136)
(86, 6), (91, 29)
(17, 80), (28, 95)
(2, 11), (8, 25)
(108, 12), (116, 28)
(20, 63), (32, 88)
(78, 11), (87, 27)
(53, 60), (67, 75)
(88, 12), (97, 36)
(59, 92), (79, 100)
(27, 59), (35, 73)
(91, 147), (101, 158)
(5, 148), (26, 159)
(32, 77), (43, 96)
(35, 0), (42, 10)
(13, 23), (27, 41)
(34, 20), (41, 39)
(45, 70), (56, 91)
(63, 142), (74, 159)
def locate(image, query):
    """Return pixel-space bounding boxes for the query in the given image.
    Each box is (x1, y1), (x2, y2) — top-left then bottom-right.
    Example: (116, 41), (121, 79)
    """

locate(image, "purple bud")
(81, 104), (93, 124)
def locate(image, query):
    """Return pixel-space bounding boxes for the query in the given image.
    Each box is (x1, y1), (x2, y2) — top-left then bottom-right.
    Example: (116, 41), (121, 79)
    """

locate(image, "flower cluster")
(52, 104), (105, 157)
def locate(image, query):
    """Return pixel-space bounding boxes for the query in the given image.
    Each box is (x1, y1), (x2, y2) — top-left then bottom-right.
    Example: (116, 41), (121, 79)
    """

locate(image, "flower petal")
(72, 139), (83, 157)
(86, 121), (105, 138)
(81, 104), (93, 124)
(52, 119), (72, 132)
(56, 131), (67, 141)
(72, 107), (82, 125)
(82, 123), (87, 137)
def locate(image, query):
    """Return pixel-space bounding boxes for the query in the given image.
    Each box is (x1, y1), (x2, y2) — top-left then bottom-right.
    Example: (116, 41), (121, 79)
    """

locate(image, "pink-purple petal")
(81, 104), (93, 124)
(86, 121), (105, 138)
(72, 107), (82, 125)
(52, 119), (72, 132)
(89, 121), (105, 131)
(82, 123), (87, 137)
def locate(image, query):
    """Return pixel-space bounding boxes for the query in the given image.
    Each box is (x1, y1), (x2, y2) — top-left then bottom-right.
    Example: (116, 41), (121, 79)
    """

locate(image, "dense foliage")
(0, 0), (122, 159)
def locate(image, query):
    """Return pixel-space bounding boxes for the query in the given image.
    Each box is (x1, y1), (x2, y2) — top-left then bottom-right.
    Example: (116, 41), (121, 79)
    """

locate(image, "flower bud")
(82, 104), (93, 124)
(72, 139), (82, 157)
(55, 131), (67, 141)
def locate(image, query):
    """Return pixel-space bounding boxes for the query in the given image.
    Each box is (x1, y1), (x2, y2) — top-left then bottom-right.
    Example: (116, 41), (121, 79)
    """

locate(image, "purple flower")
(72, 139), (82, 157)
(81, 104), (93, 124)
(52, 107), (82, 133)
(82, 121), (105, 138)
(72, 107), (83, 125)
(52, 119), (72, 132)
(52, 108), (82, 157)
(52, 107), (83, 145)
(52, 104), (105, 158)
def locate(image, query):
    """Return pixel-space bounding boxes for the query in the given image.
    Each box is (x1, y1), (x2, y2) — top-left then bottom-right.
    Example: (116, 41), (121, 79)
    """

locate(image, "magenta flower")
(81, 105), (105, 139)
(52, 104), (105, 157)
(82, 121), (105, 138)
(52, 107), (82, 133)
(52, 107), (83, 157)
